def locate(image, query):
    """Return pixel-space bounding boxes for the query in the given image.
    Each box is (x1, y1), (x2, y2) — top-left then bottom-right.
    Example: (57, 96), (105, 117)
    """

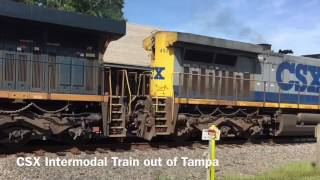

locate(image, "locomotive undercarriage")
(174, 105), (320, 140)
(0, 100), (102, 147)
(174, 105), (275, 139)
(2, 97), (320, 147)
(0, 95), (174, 147)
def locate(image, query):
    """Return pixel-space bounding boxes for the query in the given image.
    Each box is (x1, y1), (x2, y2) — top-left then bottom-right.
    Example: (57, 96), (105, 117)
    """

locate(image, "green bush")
(224, 162), (320, 180)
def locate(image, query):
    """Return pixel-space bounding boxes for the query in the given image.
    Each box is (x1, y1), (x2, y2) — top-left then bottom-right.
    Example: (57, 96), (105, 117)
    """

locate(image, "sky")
(124, 0), (320, 55)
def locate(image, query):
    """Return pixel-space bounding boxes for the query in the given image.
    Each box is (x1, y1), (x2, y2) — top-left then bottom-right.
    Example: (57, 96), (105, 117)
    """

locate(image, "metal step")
(112, 111), (123, 114)
(155, 132), (171, 135)
(111, 104), (122, 106)
(153, 104), (166, 106)
(156, 118), (166, 121)
(109, 134), (126, 137)
(111, 108), (122, 111)
(111, 119), (124, 122)
(153, 97), (167, 99)
(111, 96), (122, 98)
(155, 125), (168, 128)
(155, 111), (166, 113)
(111, 96), (127, 99)
(110, 126), (125, 129)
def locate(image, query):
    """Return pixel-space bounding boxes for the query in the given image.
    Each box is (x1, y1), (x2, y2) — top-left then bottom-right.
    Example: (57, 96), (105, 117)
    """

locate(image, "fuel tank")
(275, 113), (320, 136)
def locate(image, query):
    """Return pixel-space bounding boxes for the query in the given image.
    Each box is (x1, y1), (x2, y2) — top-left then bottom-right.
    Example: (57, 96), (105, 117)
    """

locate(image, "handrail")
(173, 72), (320, 107)
(124, 70), (132, 113)
(137, 73), (151, 96)
(173, 72), (320, 89)
(108, 70), (112, 125)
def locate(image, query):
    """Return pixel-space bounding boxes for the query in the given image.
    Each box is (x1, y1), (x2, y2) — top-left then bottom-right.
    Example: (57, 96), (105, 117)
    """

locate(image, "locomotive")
(143, 31), (320, 139)
(1, 1), (320, 147)
(0, 1), (126, 146)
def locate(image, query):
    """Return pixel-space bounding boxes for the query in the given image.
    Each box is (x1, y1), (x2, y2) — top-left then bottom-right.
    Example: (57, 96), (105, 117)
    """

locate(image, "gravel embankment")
(0, 143), (316, 180)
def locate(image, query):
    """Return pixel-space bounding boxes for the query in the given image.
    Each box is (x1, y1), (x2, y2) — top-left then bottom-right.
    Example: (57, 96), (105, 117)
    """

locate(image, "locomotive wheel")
(171, 125), (194, 142)
(59, 128), (91, 145)
(218, 123), (239, 138)
(219, 125), (234, 137)
(218, 123), (248, 139)
(0, 126), (32, 148)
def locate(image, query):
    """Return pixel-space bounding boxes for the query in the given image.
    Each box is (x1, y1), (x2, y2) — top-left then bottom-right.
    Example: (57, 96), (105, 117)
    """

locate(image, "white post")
(207, 140), (211, 180)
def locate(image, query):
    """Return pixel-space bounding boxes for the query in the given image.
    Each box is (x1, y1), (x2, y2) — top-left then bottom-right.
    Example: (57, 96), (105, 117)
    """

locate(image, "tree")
(12, 0), (125, 21)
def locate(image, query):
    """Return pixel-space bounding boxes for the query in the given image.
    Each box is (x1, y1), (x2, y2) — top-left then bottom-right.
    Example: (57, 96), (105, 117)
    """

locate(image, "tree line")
(13, 0), (125, 20)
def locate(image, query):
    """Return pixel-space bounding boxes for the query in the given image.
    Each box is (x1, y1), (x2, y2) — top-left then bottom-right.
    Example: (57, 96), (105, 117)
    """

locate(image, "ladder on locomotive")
(153, 97), (171, 135)
(108, 70), (131, 137)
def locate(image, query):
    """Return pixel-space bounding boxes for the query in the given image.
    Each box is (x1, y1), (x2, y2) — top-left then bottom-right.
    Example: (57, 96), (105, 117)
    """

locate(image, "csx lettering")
(276, 62), (320, 93)
(16, 157), (41, 167)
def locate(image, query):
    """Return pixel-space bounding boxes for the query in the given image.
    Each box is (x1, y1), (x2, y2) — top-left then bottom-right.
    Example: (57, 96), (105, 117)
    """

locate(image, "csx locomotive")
(1, 1), (320, 147)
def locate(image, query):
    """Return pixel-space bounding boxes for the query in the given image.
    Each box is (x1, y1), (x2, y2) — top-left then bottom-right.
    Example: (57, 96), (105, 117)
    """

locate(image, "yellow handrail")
(124, 70), (132, 113)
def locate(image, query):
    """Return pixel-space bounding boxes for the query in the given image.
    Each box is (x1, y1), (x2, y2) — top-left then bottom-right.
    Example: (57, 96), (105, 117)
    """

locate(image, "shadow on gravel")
(0, 136), (315, 155)
(217, 136), (315, 145)
(0, 137), (208, 155)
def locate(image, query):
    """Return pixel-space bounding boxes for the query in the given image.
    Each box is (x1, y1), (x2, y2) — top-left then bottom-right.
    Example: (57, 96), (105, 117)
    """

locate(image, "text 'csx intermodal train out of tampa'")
(0, 1), (319, 147)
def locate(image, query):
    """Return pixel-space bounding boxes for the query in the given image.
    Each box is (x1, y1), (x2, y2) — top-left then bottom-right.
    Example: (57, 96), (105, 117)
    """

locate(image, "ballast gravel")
(0, 142), (315, 180)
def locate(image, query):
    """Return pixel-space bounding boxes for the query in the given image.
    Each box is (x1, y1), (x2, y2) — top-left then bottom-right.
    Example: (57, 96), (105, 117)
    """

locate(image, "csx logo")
(153, 67), (165, 80)
(16, 157), (41, 167)
(276, 61), (320, 92)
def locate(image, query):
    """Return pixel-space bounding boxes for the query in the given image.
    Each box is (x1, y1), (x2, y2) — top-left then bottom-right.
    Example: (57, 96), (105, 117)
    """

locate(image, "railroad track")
(0, 139), (209, 157)
(0, 137), (316, 157)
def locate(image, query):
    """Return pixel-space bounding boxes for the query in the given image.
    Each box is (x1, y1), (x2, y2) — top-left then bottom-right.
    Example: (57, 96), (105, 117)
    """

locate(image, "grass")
(155, 175), (172, 180)
(223, 162), (320, 180)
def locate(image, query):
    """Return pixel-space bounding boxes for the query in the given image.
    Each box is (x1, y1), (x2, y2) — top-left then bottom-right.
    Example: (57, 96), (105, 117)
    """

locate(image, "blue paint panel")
(175, 85), (320, 105)
(299, 94), (319, 104)
(254, 91), (319, 105)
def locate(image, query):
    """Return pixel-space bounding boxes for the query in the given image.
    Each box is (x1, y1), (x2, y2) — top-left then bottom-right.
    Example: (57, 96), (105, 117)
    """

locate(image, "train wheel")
(59, 127), (91, 145)
(0, 127), (31, 148)
(219, 125), (234, 137)
(218, 123), (242, 138)
(171, 125), (195, 142)
(219, 123), (250, 139)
